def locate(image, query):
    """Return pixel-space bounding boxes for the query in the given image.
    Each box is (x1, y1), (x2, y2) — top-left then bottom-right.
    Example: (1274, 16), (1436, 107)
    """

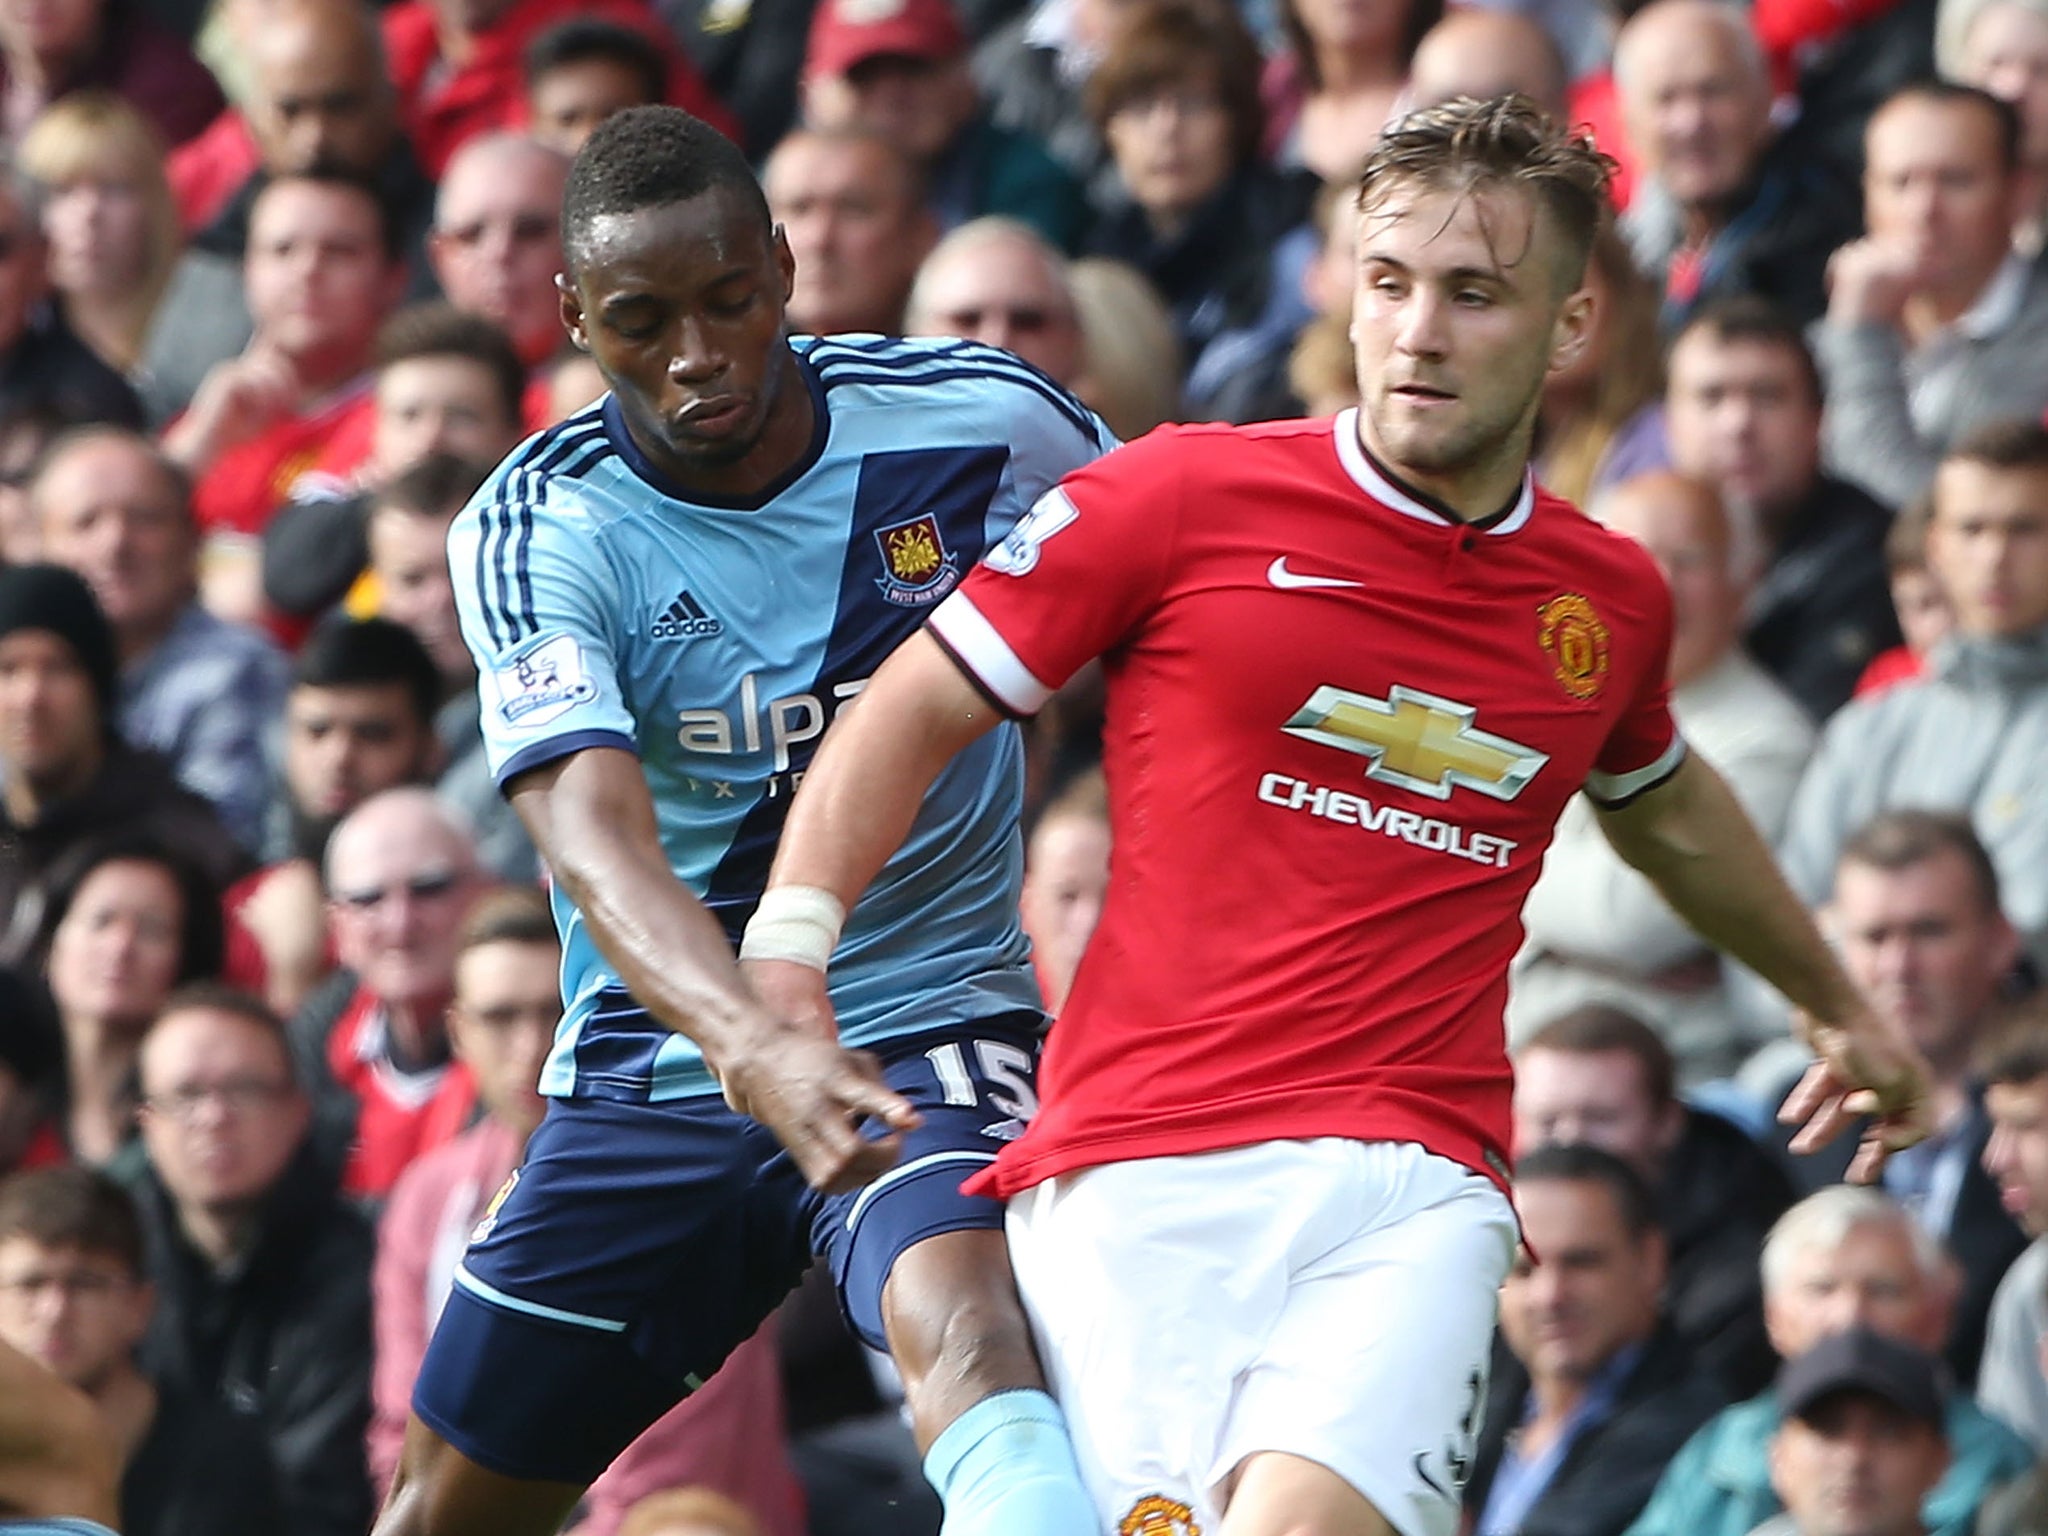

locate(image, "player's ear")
(773, 222), (796, 304)
(558, 272), (588, 352)
(1547, 284), (1596, 377)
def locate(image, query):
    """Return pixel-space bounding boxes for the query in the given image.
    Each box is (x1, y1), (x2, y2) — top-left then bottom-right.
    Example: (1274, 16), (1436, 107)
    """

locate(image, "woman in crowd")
(1536, 222), (1667, 508)
(1261, 0), (1438, 183)
(19, 92), (179, 378)
(1066, 256), (1182, 441)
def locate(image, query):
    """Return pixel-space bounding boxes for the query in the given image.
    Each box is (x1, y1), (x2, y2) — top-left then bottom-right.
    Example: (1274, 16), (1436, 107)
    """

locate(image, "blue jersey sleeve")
(449, 470), (639, 790)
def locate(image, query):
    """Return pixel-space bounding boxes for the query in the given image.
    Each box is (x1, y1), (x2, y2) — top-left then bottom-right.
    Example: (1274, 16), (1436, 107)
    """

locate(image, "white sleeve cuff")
(928, 592), (1055, 715)
(1584, 734), (1688, 808)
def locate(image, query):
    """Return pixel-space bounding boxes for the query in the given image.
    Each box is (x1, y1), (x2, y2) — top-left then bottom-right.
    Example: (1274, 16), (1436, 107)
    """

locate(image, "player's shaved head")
(1409, 13), (1569, 118)
(562, 106), (772, 278)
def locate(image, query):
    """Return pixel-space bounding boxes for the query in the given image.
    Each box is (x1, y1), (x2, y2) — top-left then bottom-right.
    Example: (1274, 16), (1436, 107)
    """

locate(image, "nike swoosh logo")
(1267, 557), (1364, 590)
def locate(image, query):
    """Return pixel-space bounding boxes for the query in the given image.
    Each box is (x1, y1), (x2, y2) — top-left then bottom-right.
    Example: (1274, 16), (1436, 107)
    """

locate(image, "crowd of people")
(0, 0), (2040, 1526)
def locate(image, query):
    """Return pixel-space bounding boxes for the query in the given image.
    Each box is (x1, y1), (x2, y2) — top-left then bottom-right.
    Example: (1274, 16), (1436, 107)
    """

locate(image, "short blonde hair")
(1067, 257), (1182, 442)
(18, 92), (179, 316)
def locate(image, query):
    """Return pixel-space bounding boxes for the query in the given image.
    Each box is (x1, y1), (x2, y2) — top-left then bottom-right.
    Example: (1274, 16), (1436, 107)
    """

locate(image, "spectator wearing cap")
(1757, 1329), (1952, 1536)
(32, 427), (287, 853)
(0, 564), (243, 970)
(800, 0), (1085, 250)
(1625, 1186), (2032, 1536)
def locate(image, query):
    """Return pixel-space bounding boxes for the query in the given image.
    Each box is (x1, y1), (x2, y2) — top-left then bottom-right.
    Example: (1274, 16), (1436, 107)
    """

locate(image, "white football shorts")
(1005, 1137), (1517, 1536)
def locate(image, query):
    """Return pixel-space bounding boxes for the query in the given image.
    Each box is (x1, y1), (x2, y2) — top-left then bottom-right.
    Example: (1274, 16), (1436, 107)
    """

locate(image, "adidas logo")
(651, 590), (723, 640)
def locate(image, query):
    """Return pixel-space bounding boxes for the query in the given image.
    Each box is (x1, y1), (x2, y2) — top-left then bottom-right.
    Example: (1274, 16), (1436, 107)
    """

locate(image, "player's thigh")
(1222, 1144), (1516, 1536)
(813, 1018), (1045, 1357)
(376, 1414), (583, 1536)
(1003, 1141), (1343, 1536)
(1221, 1453), (1401, 1536)
(412, 1094), (813, 1489)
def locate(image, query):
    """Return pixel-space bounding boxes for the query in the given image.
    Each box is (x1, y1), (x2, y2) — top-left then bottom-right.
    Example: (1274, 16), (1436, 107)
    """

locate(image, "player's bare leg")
(373, 1415), (586, 1536)
(882, 1228), (1101, 1535)
(1220, 1452), (1401, 1536)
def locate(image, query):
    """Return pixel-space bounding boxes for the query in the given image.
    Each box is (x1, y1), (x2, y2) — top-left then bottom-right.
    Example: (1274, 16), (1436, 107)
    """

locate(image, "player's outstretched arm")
(0, 1338), (121, 1529)
(1594, 752), (1932, 1181)
(507, 746), (918, 1194)
(743, 631), (1006, 1021)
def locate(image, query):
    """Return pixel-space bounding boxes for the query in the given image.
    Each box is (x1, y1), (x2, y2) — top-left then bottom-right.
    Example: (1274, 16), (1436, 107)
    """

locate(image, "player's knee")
(893, 1288), (1041, 1398)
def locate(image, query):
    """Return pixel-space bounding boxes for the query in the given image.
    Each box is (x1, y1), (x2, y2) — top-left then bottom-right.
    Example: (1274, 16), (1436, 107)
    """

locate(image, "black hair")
(291, 614), (443, 730)
(1514, 1141), (1661, 1239)
(561, 106), (771, 275)
(39, 831), (224, 985)
(524, 18), (668, 104)
(1674, 293), (1824, 411)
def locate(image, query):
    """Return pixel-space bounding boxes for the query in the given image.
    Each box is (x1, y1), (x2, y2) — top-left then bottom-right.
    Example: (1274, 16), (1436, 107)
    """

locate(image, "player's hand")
(1777, 1008), (1935, 1183)
(714, 1016), (922, 1196)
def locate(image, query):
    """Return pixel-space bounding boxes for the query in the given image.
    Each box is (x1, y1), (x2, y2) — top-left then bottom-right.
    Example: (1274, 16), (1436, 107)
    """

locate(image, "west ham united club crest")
(874, 514), (961, 607)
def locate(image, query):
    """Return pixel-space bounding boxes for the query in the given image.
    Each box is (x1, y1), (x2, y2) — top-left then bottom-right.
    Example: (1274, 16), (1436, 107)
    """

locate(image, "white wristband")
(739, 885), (847, 972)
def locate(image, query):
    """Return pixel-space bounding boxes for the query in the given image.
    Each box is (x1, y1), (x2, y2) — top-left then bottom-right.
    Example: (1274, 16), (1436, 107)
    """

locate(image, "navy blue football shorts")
(410, 1015), (1043, 1484)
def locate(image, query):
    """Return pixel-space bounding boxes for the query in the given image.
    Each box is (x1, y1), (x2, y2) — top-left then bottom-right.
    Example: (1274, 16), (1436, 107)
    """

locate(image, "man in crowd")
(521, 18), (669, 156)
(0, 170), (140, 430)
(1663, 297), (1901, 721)
(0, 1166), (284, 1536)
(1758, 1330), (1954, 1536)
(131, 986), (375, 1536)
(1513, 1006), (1794, 1398)
(904, 216), (1084, 385)
(1972, 1006), (2048, 1448)
(765, 127), (938, 337)
(1464, 1144), (1728, 1536)
(1510, 471), (1816, 1083)
(161, 173), (405, 626)
(1626, 1186), (2032, 1536)
(289, 788), (489, 1202)
(151, 0), (437, 415)
(1615, 0), (1859, 329)
(0, 565), (241, 968)
(33, 428), (286, 852)
(1780, 420), (2048, 971)
(798, 0), (1084, 249)
(1406, 8), (1570, 117)
(1817, 82), (2048, 510)
(427, 134), (572, 374)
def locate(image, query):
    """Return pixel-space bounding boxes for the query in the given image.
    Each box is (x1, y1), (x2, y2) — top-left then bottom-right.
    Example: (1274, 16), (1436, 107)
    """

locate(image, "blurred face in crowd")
(1927, 457), (2048, 638)
(1511, 1046), (1685, 1178)
(0, 630), (100, 794)
(1104, 67), (1238, 235)
(41, 172), (150, 298)
(1665, 327), (1822, 522)
(1984, 1069), (2048, 1235)
(0, 188), (50, 357)
(429, 0), (517, 42)
(246, 0), (396, 178)
(1830, 847), (2018, 1077)
(0, 0), (101, 69)
(326, 793), (483, 1015)
(1960, 1), (2048, 172)
(1351, 181), (1592, 510)
(527, 58), (658, 157)
(906, 228), (1084, 383)
(1500, 1177), (1665, 1385)
(1890, 564), (1954, 658)
(1407, 9), (1568, 117)
(370, 354), (521, 479)
(449, 937), (558, 1138)
(1019, 807), (1110, 1015)
(283, 680), (435, 823)
(1770, 1395), (1949, 1536)
(1765, 1217), (1949, 1358)
(1617, 0), (1774, 214)
(1600, 472), (1745, 688)
(766, 130), (934, 337)
(430, 138), (569, 365)
(1863, 96), (2019, 309)
(0, 1236), (148, 1394)
(1291, 0), (1409, 54)
(805, 54), (976, 165)
(138, 1008), (309, 1213)
(46, 859), (183, 1031)
(245, 178), (399, 372)
(33, 434), (195, 651)
(367, 505), (467, 683)
(544, 353), (606, 424)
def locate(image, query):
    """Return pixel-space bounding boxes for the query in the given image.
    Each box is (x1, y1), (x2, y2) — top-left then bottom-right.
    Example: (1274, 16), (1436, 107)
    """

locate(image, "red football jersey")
(933, 413), (1684, 1200)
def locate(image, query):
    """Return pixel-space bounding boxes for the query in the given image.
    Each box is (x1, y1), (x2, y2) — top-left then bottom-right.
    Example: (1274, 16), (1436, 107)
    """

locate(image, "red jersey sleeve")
(928, 427), (1184, 714)
(1582, 555), (1686, 808)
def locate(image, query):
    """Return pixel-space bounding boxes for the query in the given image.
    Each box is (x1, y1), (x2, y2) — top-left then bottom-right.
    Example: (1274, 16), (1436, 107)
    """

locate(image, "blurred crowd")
(0, 0), (2046, 1528)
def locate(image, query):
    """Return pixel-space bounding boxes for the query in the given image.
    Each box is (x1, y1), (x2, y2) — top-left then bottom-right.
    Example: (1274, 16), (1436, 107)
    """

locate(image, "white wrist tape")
(739, 885), (846, 972)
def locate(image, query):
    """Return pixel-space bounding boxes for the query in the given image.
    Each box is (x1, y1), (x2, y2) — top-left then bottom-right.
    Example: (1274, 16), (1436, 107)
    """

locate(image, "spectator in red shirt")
(161, 171), (404, 627)
(288, 785), (488, 1203)
(0, 0), (222, 147)
(379, 0), (733, 178)
(426, 133), (569, 373)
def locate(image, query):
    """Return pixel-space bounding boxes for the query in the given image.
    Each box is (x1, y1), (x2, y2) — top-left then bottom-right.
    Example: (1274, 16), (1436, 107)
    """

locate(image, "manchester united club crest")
(1119, 1495), (1202, 1536)
(1536, 593), (1611, 701)
(874, 513), (961, 606)
(468, 1169), (519, 1247)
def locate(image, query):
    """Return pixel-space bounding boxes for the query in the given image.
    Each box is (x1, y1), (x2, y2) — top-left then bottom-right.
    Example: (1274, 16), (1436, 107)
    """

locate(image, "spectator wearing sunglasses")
(905, 215), (1085, 385)
(287, 786), (489, 1205)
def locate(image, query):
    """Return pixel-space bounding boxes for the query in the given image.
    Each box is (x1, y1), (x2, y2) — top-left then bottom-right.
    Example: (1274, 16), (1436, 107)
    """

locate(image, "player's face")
(1499, 1179), (1664, 1384)
(563, 188), (812, 500)
(1350, 181), (1591, 508)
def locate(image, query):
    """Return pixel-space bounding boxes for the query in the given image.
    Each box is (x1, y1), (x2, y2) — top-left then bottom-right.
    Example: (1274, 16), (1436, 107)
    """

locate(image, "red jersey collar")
(1332, 408), (1535, 537)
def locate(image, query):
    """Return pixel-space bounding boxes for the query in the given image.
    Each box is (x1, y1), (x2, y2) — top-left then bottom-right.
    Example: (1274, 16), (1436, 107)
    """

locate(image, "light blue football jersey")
(450, 335), (1116, 1102)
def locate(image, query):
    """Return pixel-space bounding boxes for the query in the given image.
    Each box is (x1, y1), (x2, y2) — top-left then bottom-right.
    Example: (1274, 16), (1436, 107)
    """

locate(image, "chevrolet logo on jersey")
(1283, 684), (1549, 801)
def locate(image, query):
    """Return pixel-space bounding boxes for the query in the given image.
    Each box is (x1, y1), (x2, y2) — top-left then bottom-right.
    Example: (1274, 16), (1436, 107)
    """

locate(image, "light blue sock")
(923, 1388), (1103, 1536)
